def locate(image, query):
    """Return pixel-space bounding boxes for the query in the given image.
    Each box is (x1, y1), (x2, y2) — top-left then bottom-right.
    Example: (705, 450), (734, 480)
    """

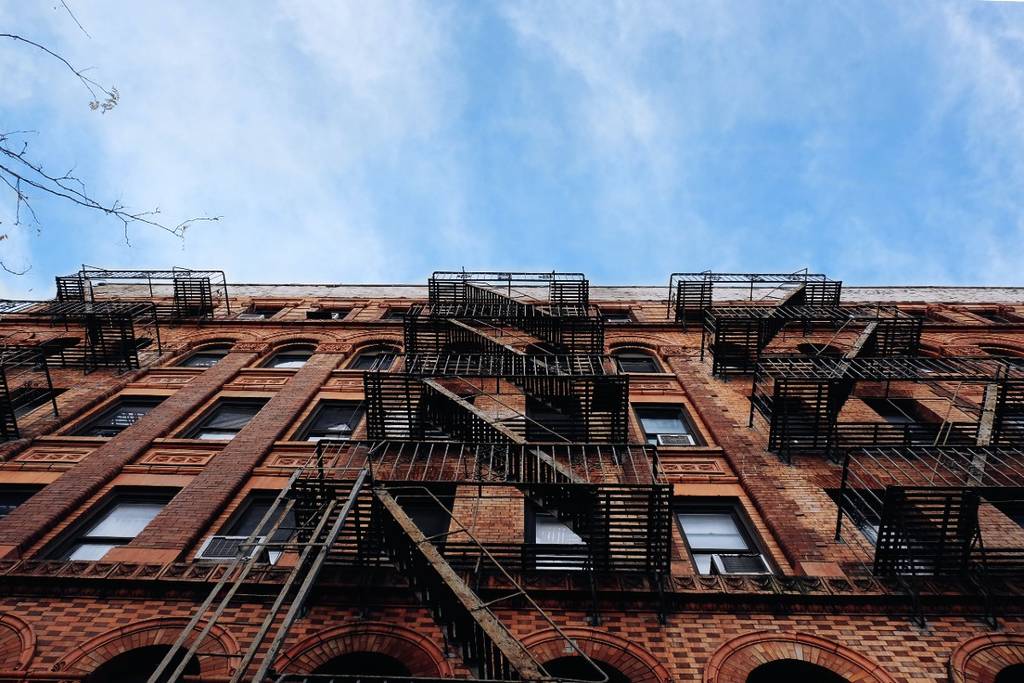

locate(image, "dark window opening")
(306, 308), (351, 320)
(634, 404), (699, 446)
(397, 486), (456, 547)
(85, 644), (199, 683)
(542, 657), (630, 683)
(54, 491), (174, 561)
(996, 664), (1024, 683)
(676, 502), (770, 575)
(349, 347), (398, 371)
(313, 652), (411, 676)
(0, 486), (41, 518)
(975, 310), (1018, 324)
(238, 306), (281, 320)
(299, 401), (365, 441)
(264, 348), (314, 369)
(614, 350), (660, 373)
(825, 488), (882, 545)
(179, 345), (231, 368)
(10, 386), (64, 418)
(601, 310), (633, 324)
(746, 659), (849, 683)
(74, 397), (165, 437)
(184, 399), (267, 440)
(382, 308), (408, 321)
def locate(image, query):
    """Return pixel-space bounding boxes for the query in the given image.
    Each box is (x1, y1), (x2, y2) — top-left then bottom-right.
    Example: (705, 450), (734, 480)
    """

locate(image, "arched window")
(313, 652), (411, 676)
(263, 345), (316, 369)
(178, 344), (232, 368)
(349, 345), (399, 372)
(85, 644), (199, 683)
(746, 659), (848, 683)
(613, 349), (661, 373)
(543, 656), (630, 683)
(996, 663), (1024, 683)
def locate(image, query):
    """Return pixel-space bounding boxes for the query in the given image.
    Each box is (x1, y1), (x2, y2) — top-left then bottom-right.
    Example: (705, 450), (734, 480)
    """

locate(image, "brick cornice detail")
(315, 342), (352, 354)
(520, 627), (670, 683)
(232, 342), (271, 353)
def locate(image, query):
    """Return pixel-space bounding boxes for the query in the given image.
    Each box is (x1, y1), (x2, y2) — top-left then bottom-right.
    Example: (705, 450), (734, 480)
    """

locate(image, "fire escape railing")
(749, 355), (1023, 460)
(0, 345), (59, 440)
(57, 265), (230, 317)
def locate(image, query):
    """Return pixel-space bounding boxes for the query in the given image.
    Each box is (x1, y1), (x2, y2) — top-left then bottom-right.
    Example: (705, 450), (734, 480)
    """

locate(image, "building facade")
(0, 268), (1022, 682)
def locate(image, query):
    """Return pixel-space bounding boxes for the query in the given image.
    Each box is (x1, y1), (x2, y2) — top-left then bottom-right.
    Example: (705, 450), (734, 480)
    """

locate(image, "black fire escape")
(153, 271), (669, 683)
(0, 345), (59, 441)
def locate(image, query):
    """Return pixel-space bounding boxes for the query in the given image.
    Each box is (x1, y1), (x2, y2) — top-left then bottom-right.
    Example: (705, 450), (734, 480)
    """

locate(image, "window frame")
(525, 502), (588, 571)
(674, 500), (771, 576)
(0, 485), (42, 518)
(381, 308), (409, 321)
(613, 349), (662, 373)
(181, 398), (268, 440)
(601, 309), (633, 325)
(178, 344), (232, 368)
(306, 308), (351, 321)
(199, 491), (296, 563)
(72, 396), (165, 437)
(296, 400), (365, 442)
(348, 346), (399, 372)
(633, 403), (702, 446)
(47, 488), (176, 561)
(262, 346), (315, 369)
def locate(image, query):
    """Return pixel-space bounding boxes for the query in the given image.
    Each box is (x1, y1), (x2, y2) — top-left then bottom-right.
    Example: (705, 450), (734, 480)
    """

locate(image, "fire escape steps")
(375, 488), (548, 681)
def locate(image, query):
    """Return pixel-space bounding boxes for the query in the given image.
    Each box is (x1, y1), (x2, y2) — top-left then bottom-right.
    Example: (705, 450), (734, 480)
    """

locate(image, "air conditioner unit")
(711, 553), (770, 575)
(197, 535), (266, 561)
(656, 433), (696, 446)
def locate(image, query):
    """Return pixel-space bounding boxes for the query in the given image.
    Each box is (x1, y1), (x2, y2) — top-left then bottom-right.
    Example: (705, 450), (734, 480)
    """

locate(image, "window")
(238, 306), (280, 320)
(614, 350), (661, 373)
(601, 310), (632, 324)
(263, 347), (314, 369)
(10, 386), (63, 418)
(528, 505), (586, 570)
(56, 492), (173, 561)
(797, 343), (843, 358)
(396, 486), (455, 549)
(676, 503), (769, 575)
(298, 401), (364, 441)
(980, 345), (1024, 363)
(0, 486), (40, 518)
(349, 347), (398, 371)
(306, 308), (350, 320)
(198, 492), (295, 563)
(74, 397), (164, 437)
(975, 310), (1018, 324)
(179, 345), (231, 368)
(381, 308), (408, 321)
(184, 399), (266, 440)
(525, 396), (579, 442)
(634, 404), (699, 446)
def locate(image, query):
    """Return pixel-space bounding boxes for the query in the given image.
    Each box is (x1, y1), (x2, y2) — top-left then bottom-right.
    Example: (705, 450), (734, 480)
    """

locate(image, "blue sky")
(1, 1), (1023, 297)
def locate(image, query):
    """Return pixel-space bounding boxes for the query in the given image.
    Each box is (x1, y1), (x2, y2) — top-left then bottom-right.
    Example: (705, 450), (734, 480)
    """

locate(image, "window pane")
(535, 512), (584, 544)
(68, 542), (116, 561)
(306, 403), (363, 440)
(181, 351), (226, 368)
(266, 351), (311, 369)
(89, 502), (165, 537)
(693, 553), (713, 574)
(205, 403), (263, 430)
(81, 399), (162, 436)
(677, 512), (749, 551)
(351, 351), (395, 371)
(638, 408), (688, 435)
(196, 429), (236, 440)
(617, 354), (658, 373)
(0, 490), (37, 517)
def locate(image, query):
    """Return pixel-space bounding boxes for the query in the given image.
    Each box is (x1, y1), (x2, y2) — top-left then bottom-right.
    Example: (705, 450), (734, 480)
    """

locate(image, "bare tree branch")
(60, 1), (92, 39)
(0, 33), (117, 112)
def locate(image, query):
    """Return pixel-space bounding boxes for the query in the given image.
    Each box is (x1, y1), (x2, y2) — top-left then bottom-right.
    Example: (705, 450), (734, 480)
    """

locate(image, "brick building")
(0, 267), (1022, 682)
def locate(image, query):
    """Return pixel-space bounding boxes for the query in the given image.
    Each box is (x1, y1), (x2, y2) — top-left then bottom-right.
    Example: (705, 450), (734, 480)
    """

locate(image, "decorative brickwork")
(0, 613), (35, 671)
(274, 621), (453, 676)
(521, 627), (670, 683)
(703, 631), (897, 683)
(949, 633), (1024, 683)
(52, 616), (239, 676)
